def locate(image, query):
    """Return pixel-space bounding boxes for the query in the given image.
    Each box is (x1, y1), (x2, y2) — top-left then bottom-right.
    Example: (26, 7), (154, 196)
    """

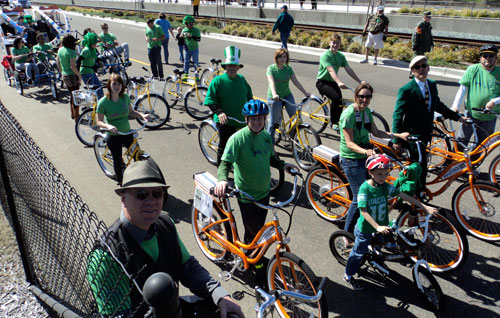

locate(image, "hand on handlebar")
(338, 82), (347, 89)
(365, 149), (376, 157)
(108, 125), (118, 134)
(214, 180), (228, 198)
(272, 94), (280, 102)
(284, 163), (301, 176)
(218, 296), (245, 318)
(423, 204), (439, 216)
(398, 132), (410, 141)
(485, 100), (495, 111)
(376, 225), (391, 235)
(218, 113), (228, 125)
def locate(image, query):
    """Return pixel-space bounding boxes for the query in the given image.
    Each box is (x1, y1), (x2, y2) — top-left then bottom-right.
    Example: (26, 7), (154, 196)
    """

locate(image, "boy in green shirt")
(180, 15), (201, 74)
(343, 154), (437, 291)
(98, 23), (130, 65)
(145, 18), (165, 78)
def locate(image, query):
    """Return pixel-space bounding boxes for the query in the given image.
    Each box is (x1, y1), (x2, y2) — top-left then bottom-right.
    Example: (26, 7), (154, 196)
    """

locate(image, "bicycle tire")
(75, 108), (98, 147)
(134, 93), (170, 129)
(93, 134), (116, 180)
(427, 127), (452, 172)
(4, 68), (12, 86)
(165, 75), (179, 107)
(412, 265), (444, 313)
(329, 230), (355, 266)
(306, 166), (352, 222)
(50, 76), (58, 100)
(14, 73), (23, 95)
(184, 86), (210, 120)
(200, 68), (214, 86)
(300, 98), (328, 134)
(371, 111), (390, 132)
(292, 126), (321, 171)
(191, 204), (232, 262)
(488, 153), (500, 184)
(267, 252), (328, 318)
(270, 166), (285, 196)
(396, 210), (469, 273)
(452, 180), (500, 241)
(198, 121), (218, 165)
(51, 64), (63, 88)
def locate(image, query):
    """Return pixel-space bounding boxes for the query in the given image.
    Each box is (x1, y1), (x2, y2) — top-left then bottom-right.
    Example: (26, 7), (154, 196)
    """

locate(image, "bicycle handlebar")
(371, 214), (432, 247)
(471, 107), (500, 115)
(225, 116), (246, 124)
(99, 122), (147, 135)
(255, 277), (327, 318)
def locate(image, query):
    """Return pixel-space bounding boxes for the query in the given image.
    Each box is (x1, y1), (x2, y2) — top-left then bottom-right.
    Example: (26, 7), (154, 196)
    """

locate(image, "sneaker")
(360, 59), (368, 64)
(373, 60), (378, 65)
(331, 124), (340, 133)
(343, 275), (364, 291)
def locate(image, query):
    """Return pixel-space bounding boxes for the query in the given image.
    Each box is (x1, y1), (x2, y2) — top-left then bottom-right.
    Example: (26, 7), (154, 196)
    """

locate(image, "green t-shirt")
(205, 73), (253, 128)
(79, 47), (97, 75)
(339, 104), (373, 159)
(183, 26), (201, 51)
(460, 64), (500, 121)
(357, 181), (400, 234)
(98, 32), (117, 51)
(266, 63), (294, 98)
(57, 46), (77, 75)
(32, 43), (53, 61)
(12, 46), (30, 64)
(221, 126), (274, 202)
(145, 25), (165, 49)
(316, 49), (348, 81)
(96, 94), (131, 135)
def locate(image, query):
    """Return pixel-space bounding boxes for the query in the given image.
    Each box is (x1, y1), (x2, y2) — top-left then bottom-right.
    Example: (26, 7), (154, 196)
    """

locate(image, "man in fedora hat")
(272, 5), (294, 49)
(392, 56), (464, 188)
(412, 11), (433, 55)
(205, 45), (253, 165)
(87, 160), (244, 318)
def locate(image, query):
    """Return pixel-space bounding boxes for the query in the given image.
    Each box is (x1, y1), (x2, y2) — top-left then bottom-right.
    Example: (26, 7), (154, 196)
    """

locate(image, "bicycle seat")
(130, 76), (146, 85)
(173, 69), (185, 76)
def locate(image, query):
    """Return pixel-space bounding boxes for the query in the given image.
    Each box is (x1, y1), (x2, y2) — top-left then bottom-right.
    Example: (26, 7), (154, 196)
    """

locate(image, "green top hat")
(221, 45), (244, 68)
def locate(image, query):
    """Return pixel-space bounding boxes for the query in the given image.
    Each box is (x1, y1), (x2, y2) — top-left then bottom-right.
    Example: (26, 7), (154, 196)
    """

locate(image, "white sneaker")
(373, 60), (378, 65)
(360, 59), (368, 64)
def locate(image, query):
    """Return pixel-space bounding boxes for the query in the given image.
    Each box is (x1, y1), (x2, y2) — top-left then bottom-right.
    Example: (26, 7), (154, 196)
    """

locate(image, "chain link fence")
(0, 102), (143, 317)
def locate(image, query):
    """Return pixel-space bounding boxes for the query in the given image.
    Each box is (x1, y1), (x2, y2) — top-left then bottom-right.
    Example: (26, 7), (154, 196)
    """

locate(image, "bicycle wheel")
(4, 69), (11, 86)
(14, 73), (23, 95)
(50, 76), (58, 100)
(134, 93), (170, 129)
(93, 134), (116, 180)
(184, 86), (210, 120)
(118, 68), (129, 85)
(301, 98), (328, 134)
(412, 265), (444, 313)
(51, 64), (63, 88)
(396, 210), (469, 273)
(270, 166), (285, 196)
(427, 127), (452, 172)
(452, 180), (500, 241)
(75, 108), (98, 147)
(191, 204), (231, 262)
(200, 68), (213, 86)
(198, 121), (218, 165)
(306, 166), (351, 222)
(371, 111), (390, 132)
(292, 126), (321, 171)
(267, 252), (328, 318)
(329, 230), (355, 266)
(488, 153), (500, 184)
(165, 76), (179, 107)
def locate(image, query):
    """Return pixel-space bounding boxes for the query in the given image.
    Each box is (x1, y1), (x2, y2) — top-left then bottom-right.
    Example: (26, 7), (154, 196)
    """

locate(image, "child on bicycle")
(344, 154), (438, 291)
(214, 99), (298, 289)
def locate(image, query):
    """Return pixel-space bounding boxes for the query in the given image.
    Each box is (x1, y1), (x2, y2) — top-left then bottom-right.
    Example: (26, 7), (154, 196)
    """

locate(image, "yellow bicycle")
(200, 58), (224, 86)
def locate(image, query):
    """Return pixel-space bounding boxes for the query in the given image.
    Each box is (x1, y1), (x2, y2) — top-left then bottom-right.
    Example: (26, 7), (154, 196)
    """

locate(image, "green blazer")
(392, 78), (461, 143)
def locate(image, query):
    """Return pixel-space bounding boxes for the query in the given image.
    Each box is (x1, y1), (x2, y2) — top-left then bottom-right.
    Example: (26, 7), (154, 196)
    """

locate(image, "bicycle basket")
(149, 77), (166, 95)
(72, 89), (96, 107)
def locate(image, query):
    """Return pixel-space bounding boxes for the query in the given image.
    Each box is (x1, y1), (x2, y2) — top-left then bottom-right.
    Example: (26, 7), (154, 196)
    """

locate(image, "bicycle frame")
(100, 134), (142, 168)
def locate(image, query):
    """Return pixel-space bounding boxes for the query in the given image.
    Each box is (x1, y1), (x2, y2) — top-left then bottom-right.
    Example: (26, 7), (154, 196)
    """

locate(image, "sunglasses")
(413, 63), (428, 70)
(481, 54), (496, 59)
(129, 189), (164, 200)
(357, 94), (373, 100)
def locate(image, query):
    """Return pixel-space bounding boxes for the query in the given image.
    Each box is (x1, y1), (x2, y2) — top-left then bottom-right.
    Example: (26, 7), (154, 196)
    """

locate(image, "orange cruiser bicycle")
(191, 170), (328, 318)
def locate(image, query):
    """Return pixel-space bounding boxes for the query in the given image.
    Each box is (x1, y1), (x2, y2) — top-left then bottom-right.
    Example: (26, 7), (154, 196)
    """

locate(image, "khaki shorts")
(365, 32), (384, 50)
(63, 74), (80, 88)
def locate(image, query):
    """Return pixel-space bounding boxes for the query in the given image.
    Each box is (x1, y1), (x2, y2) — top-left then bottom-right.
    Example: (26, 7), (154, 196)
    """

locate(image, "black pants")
(316, 79), (343, 125)
(216, 123), (238, 166)
(193, 5), (199, 17)
(407, 139), (429, 189)
(107, 134), (134, 184)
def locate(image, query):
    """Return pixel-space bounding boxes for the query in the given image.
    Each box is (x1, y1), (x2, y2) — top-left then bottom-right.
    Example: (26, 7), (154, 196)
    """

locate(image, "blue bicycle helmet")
(242, 99), (269, 116)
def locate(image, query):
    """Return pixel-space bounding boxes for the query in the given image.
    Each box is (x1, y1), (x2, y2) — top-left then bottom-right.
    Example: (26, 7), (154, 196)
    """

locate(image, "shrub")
(459, 47), (480, 64)
(307, 35), (322, 48)
(347, 41), (362, 54)
(427, 46), (460, 64)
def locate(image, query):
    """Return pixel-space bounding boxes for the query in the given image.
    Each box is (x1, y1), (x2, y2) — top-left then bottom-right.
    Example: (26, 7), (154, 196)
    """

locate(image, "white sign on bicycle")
(194, 186), (213, 218)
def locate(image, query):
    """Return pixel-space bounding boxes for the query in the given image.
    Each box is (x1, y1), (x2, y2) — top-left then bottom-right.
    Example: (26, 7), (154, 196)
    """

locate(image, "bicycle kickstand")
(219, 256), (243, 281)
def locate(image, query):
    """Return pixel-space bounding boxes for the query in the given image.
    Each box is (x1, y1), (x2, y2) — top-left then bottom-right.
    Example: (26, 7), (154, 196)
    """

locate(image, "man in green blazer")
(392, 55), (464, 187)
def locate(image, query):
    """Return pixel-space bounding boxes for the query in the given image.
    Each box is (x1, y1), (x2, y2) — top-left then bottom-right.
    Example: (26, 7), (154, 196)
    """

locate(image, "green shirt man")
(32, 43), (53, 61)
(145, 24), (165, 49)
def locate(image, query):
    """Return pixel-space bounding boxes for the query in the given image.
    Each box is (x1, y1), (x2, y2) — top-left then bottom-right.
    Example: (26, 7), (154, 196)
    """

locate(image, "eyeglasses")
(102, 27), (108, 30)
(413, 63), (428, 70)
(357, 94), (373, 100)
(129, 189), (164, 200)
(481, 54), (496, 59)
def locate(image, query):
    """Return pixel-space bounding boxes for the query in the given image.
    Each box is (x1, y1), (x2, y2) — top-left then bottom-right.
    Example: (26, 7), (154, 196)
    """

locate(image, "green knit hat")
(221, 45), (243, 68)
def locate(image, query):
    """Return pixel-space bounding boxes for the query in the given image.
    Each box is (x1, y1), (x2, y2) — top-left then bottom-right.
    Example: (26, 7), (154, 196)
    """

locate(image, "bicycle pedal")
(219, 271), (232, 281)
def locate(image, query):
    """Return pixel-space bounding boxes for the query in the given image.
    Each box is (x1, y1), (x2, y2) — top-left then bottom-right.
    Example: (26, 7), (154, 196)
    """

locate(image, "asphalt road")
(2, 13), (500, 318)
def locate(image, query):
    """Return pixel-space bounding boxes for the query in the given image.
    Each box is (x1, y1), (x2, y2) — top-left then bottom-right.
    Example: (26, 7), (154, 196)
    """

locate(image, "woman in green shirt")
(56, 34), (81, 120)
(77, 32), (104, 99)
(266, 48), (310, 144)
(11, 37), (39, 85)
(96, 74), (148, 184)
(339, 82), (408, 234)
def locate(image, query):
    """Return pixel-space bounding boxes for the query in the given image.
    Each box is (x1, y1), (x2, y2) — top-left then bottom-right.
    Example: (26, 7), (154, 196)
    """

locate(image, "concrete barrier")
(32, 0), (500, 39)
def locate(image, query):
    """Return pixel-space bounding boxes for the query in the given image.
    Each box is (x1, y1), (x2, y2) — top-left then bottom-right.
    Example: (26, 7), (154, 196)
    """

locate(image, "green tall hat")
(221, 45), (243, 68)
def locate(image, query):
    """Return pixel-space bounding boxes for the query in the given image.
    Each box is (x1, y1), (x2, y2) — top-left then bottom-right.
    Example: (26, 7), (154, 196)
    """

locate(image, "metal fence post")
(0, 143), (35, 284)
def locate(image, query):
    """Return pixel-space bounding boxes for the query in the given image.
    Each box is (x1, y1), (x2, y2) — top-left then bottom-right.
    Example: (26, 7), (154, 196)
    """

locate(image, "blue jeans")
(340, 157), (367, 233)
(345, 226), (371, 277)
(16, 62), (39, 81)
(280, 31), (290, 49)
(81, 73), (104, 100)
(161, 38), (169, 63)
(184, 47), (199, 74)
(148, 46), (163, 78)
(178, 44), (185, 62)
(458, 111), (497, 151)
(266, 94), (296, 144)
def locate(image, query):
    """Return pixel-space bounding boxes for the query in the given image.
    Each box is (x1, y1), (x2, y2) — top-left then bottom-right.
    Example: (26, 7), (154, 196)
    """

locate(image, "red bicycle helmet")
(366, 154), (393, 171)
